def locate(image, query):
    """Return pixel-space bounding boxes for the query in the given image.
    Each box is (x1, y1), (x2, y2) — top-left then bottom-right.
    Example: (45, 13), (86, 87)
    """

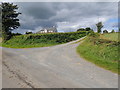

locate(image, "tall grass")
(100, 32), (119, 42)
(77, 33), (119, 73)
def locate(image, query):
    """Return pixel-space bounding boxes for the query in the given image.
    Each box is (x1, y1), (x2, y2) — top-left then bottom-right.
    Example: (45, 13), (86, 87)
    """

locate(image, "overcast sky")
(11, 2), (118, 33)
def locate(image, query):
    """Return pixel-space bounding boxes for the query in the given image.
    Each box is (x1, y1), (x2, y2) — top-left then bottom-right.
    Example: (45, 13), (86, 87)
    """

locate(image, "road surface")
(2, 38), (118, 88)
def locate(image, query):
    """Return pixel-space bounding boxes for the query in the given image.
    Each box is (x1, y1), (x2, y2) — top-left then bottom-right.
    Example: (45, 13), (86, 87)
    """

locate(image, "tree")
(1, 2), (21, 41)
(85, 27), (94, 32)
(103, 30), (108, 33)
(111, 29), (115, 33)
(77, 28), (85, 31)
(12, 32), (22, 36)
(25, 32), (33, 34)
(85, 27), (91, 31)
(96, 22), (103, 33)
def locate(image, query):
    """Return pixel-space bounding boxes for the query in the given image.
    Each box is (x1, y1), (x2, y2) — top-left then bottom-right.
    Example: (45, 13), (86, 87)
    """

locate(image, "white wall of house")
(38, 27), (57, 33)
(44, 29), (47, 33)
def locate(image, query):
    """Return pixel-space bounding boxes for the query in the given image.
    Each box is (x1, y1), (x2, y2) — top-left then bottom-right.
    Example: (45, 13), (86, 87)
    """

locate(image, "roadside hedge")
(9, 31), (88, 44)
(2, 31), (89, 48)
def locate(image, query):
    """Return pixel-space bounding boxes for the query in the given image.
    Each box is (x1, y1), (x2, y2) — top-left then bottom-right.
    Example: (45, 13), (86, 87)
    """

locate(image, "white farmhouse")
(37, 26), (57, 33)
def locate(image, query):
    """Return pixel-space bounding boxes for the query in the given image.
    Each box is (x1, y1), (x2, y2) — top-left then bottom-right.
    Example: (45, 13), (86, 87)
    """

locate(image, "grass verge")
(77, 33), (119, 74)
(2, 42), (60, 48)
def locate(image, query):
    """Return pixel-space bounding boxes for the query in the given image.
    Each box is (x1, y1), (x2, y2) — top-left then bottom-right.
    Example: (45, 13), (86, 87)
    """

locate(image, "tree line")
(77, 22), (115, 34)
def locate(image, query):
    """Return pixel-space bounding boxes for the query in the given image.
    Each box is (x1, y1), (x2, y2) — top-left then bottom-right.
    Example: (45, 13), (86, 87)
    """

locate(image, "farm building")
(37, 26), (57, 33)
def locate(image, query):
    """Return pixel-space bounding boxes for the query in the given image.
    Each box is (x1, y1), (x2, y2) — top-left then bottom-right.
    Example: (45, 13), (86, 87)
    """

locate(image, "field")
(2, 31), (87, 48)
(100, 33), (119, 42)
(77, 33), (119, 73)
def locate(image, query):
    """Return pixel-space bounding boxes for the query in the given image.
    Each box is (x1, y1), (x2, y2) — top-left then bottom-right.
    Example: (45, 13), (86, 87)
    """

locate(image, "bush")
(88, 32), (100, 38)
(103, 30), (108, 33)
(16, 31), (87, 44)
(3, 31), (88, 48)
(26, 32), (33, 34)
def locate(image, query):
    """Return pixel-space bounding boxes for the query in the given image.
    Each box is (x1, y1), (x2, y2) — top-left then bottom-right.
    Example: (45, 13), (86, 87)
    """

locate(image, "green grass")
(2, 36), (63, 48)
(77, 33), (119, 74)
(100, 32), (119, 42)
(2, 42), (59, 48)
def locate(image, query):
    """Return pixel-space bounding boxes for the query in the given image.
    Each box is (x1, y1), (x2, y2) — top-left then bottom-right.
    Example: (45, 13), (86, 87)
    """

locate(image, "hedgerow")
(3, 31), (88, 48)
(12, 31), (87, 43)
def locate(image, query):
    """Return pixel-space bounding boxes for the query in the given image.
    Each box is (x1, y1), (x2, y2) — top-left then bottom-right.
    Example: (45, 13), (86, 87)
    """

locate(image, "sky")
(4, 1), (118, 34)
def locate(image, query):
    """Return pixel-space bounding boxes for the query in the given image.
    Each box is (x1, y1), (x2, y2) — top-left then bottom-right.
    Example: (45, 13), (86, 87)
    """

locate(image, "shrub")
(103, 30), (108, 33)
(88, 32), (100, 38)
(3, 31), (88, 48)
(18, 31), (87, 43)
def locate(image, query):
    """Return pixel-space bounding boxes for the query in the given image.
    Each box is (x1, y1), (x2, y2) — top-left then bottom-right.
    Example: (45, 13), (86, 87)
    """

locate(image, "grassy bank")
(77, 33), (119, 73)
(100, 33), (119, 42)
(2, 31), (87, 48)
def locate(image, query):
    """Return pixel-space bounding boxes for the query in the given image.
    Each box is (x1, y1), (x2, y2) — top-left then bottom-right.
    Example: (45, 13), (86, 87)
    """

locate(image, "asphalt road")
(2, 38), (118, 88)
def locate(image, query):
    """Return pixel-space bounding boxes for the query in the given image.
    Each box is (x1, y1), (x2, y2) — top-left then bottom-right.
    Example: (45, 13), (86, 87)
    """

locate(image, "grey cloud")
(25, 4), (56, 19)
(13, 2), (118, 33)
(17, 2), (59, 19)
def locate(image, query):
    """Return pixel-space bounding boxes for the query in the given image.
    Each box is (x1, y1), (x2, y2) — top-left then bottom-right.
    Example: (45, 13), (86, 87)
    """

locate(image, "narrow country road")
(2, 38), (118, 88)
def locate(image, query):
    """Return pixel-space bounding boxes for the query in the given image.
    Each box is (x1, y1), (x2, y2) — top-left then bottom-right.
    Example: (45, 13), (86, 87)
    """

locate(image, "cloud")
(2, 0), (119, 2)
(22, 3), (57, 20)
(12, 2), (118, 33)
